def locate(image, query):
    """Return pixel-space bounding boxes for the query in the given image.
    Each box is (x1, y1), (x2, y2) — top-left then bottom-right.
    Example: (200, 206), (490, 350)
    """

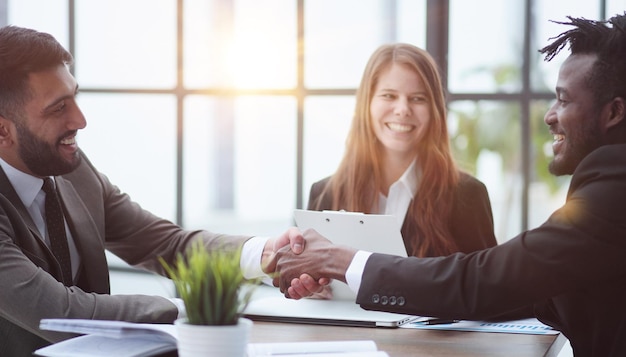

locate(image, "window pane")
(77, 93), (177, 221)
(184, 0), (296, 89)
(305, 0), (425, 88)
(448, 0), (524, 93)
(397, 0), (427, 45)
(183, 96), (296, 235)
(607, 1), (626, 19)
(7, 0), (68, 45)
(74, 0), (177, 88)
(531, 0), (599, 92)
(448, 100), (521, 242)
(302, 96), (355, 208)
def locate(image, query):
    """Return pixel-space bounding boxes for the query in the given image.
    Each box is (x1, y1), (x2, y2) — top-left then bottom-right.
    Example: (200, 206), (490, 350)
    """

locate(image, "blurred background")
(2, 0), (623, 315)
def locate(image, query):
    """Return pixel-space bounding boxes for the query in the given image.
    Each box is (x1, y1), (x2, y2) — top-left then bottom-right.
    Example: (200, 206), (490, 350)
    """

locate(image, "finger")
(287, 286), (303, 300)
(318, 277), (331, 286)
(287, 278), (309, 299)
(300, 274), (330, 296)
(286, 227), (304, 254)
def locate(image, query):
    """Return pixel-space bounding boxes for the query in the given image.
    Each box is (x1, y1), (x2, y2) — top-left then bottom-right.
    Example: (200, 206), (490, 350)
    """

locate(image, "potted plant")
(160, 240), (259, 357)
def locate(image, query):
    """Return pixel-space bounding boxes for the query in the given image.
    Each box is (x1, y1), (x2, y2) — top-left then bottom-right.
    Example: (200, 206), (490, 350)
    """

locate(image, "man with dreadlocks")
(272, 13), (626, 357)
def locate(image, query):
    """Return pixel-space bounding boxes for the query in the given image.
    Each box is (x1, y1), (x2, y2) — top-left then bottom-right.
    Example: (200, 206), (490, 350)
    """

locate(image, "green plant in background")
(159, 241), (259, 326)
(448, 62), (567, 195)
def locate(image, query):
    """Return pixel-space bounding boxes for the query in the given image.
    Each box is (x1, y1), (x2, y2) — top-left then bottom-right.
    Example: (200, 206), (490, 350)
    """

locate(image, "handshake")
(262, 228), (358, 300)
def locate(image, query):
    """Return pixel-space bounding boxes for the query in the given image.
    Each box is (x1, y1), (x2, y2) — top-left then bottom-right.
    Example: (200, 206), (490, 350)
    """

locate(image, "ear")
(0, 115), (15, 146)
(602, 97), (626, 131)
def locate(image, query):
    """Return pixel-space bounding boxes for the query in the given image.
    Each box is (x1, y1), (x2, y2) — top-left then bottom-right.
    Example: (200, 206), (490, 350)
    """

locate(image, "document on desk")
(35, 319), (178, 357)
(36, 319), (391, 357)
(401, 317), (559, 335)
(248, 340), (389, 356)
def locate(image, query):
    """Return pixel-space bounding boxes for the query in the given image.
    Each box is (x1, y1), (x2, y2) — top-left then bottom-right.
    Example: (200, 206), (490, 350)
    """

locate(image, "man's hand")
(274, 229), (357, 297)
(287, 273), (332, 300)
(261, 227), (304, 275)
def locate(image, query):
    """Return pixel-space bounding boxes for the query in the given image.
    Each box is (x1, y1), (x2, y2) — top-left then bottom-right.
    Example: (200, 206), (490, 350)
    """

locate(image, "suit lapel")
(55, 176), (111, 293)
(0, 166), (44, 242)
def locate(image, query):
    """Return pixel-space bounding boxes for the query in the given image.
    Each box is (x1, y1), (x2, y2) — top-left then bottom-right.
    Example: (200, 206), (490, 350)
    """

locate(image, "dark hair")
(0, 26), (73, 119)
(539, 13), (626, 108)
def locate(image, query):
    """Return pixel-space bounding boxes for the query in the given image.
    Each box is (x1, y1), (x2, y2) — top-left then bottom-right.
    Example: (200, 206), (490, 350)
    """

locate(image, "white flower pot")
(175, 317), (253, 357)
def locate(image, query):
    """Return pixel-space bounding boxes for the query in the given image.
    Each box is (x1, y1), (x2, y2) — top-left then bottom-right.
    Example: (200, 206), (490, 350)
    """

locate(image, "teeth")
(553, 134), (565, 142)
(386, 123), (413, 133)
(60, 137), (75, 145)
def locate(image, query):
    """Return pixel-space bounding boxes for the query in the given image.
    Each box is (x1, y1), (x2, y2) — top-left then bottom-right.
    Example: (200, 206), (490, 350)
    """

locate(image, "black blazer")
(357, 144), (626, 357)
(307, 172), (497, 256)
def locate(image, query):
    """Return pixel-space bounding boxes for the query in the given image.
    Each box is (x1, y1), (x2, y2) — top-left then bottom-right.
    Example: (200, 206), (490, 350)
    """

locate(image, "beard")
(548, 119), (602, 176)
(15, 121), (81, 177)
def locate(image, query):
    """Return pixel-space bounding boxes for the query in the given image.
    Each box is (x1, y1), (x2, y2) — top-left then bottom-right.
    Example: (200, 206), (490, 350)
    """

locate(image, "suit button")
(372, 294), (380, 304)
(381, 296), (389, 305)
(389, 296), (397, 305)
(397, 296), (405, 306)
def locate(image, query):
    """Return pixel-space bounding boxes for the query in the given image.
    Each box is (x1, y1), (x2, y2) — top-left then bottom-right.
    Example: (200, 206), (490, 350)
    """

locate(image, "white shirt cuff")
(345, 250), (372, 294)
(240, 236), (270, 280)
(168, 297), (187, 320)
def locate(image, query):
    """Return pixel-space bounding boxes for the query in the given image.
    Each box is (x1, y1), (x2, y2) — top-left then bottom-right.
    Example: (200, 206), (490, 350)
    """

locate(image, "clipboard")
(293, 209), (408, 301)
(293, 209), (408, 258)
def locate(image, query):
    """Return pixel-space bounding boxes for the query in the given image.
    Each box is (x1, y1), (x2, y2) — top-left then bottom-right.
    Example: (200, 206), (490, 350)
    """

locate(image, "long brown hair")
(314, 43), (460, 257)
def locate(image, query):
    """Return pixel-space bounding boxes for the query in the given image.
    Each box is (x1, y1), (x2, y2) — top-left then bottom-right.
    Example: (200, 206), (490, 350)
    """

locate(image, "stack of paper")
(35, 319), (389, 357)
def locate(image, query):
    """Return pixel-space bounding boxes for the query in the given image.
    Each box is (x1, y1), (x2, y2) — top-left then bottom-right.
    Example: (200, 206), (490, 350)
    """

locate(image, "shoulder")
(311, 176), (331, 191)
(575, 144), (626, 172)
(569, 144), (626, 195)
(307, 176), (332, 210)
(455, 172), (488, 194)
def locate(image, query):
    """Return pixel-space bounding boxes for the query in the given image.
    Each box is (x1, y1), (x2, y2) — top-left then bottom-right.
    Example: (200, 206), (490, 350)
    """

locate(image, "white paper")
(401, 317), (559, 335)
(39, 318), (177, 342)
(34, 334), (176, 357)
(248, 340), (388, 356)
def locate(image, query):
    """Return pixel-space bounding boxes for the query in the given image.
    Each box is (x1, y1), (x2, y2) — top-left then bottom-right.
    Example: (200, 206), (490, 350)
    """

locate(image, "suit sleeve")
(356, 146), (626, 320)
(72, 154), (251, 275)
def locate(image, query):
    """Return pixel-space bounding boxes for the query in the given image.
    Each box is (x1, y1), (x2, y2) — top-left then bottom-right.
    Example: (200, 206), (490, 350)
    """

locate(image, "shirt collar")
(395, 158), (420, 199)
(0, 157), (45, 209)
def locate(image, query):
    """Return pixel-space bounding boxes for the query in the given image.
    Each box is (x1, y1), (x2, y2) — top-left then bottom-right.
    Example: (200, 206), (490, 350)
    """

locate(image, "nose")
(68, 101), (87, 130)
(544, 101), (557, 126)
(394, 97), (411, 117)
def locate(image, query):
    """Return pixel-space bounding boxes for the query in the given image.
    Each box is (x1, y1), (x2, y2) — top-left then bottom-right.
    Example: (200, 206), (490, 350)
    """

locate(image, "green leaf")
(158, 239), (261, 325)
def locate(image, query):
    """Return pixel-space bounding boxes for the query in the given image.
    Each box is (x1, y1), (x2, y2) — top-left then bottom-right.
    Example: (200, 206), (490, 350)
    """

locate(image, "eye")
(380, 93), (396, 99)
(53, 102), (66, 113)
(556, 96), (568, 105)
(410, 95), (427, 103)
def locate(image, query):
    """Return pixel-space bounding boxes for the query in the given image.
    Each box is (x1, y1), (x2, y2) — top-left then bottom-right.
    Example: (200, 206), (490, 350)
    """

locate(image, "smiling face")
(369, 63), (430, 163)
(0, 64), (86, 177)
(544, 53), (604, 176)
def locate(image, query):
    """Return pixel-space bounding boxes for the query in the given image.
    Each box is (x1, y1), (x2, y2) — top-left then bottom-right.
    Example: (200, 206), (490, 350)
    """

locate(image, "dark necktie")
(42, 177), (73, 285)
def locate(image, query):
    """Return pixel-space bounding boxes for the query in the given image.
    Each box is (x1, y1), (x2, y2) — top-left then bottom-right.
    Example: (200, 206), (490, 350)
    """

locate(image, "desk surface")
(249, 321), (566, 357)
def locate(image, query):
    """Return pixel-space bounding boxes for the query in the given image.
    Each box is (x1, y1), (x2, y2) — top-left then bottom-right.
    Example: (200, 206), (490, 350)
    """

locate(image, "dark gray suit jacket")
(0, 151), (249, 355)
(357, 144), (626, 357)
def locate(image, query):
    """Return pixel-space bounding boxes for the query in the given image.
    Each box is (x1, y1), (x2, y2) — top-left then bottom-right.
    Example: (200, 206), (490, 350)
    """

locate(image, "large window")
(3, 0), (617, 295)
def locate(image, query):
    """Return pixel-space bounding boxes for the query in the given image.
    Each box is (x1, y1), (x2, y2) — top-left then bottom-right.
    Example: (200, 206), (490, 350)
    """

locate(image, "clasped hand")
(264, 229), (357, 299)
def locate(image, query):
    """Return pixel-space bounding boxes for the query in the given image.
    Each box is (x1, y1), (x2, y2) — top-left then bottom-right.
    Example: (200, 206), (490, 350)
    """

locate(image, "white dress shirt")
(345, 158), (419, 293)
